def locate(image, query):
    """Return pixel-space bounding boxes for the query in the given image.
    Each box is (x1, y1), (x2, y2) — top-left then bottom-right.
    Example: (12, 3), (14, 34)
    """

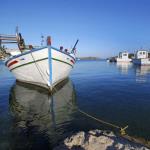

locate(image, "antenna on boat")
(16, 26), (19, 35)
(71, 39), (79, 54)
(41, 34), (44, 46)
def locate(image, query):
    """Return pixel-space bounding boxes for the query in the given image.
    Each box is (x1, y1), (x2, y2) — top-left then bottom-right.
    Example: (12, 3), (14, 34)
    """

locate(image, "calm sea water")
(1, 60), (150, 149)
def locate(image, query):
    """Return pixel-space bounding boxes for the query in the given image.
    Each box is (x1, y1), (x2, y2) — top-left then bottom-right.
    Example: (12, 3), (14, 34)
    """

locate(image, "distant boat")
(116, 52), (132, 62)
(106, 57), (117, 62)
(132, 50), (150, 65)
(2, 29), (78, 90)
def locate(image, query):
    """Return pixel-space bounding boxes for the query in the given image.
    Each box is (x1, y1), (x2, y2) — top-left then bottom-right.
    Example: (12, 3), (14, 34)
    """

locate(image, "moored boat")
(116, 52), (132, 62)
(1, 29), (78, 89)
(106, 57), (117, 62)
(132, 50), (150, 65)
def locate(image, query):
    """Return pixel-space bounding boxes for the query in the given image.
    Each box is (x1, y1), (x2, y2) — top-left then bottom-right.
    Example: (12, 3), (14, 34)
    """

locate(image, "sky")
(1, 0), (150, 58)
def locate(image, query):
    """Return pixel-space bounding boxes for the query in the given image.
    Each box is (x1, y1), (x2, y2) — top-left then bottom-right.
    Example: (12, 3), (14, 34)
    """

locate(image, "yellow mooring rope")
(77, 108), (128, 135)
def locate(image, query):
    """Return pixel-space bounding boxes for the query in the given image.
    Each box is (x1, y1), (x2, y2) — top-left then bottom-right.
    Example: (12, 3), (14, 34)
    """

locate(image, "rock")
(64, 131), (85, 148)
(53, 129), (150, 150)
(88, 129), (102, 136)
(86, 135), (114, 150)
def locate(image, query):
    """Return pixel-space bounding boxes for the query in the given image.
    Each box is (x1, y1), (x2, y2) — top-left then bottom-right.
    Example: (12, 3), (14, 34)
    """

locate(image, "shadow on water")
(8, 79), (77, 150)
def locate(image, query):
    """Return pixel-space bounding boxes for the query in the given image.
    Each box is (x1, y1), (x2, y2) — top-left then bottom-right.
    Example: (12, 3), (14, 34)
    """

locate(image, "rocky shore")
(54, 129), (149, 150)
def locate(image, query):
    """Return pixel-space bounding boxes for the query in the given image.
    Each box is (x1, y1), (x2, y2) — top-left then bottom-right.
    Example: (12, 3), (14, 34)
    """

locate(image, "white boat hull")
(116, 58), (132, 62)
(5, 47), (75, 89)
(133, 58), (150, 65)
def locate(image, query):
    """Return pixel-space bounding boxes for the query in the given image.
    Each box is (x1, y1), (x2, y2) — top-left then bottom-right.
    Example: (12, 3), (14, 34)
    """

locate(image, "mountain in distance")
(77, 56), (101, 60)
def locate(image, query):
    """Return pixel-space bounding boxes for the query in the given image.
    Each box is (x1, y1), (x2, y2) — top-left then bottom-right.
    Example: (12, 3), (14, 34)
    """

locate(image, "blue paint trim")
(48, 46), (52, 86)
(5, 46), (76, 66)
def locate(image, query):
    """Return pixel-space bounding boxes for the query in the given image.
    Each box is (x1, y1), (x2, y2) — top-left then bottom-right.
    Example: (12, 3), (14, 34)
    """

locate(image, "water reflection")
(9, 79), (77, 149)
(0, 62), (5, 74)
(135, 66), (150, 83)
(0, 60), (4, 64)
(116, 62), (132, 74)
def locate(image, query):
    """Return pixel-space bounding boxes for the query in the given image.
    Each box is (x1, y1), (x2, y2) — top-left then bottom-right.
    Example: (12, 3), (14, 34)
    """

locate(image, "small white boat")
(116, 52), (132, 62)
(132, 50), (150, 65)
(2, 30), (78, 89)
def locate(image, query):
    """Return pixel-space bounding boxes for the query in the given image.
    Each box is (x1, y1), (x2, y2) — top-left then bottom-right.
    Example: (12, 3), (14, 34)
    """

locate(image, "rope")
(77, 109), (120, 129)
(30, 53), (46, 81)
(30, 52), (51, 90)
(77, 109), (130, 136)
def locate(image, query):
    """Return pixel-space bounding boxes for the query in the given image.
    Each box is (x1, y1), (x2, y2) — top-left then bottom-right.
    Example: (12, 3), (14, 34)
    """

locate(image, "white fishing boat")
(132, 50), (150, 65)
(116, 52), (132, 62)
(1, 29), (78, 89)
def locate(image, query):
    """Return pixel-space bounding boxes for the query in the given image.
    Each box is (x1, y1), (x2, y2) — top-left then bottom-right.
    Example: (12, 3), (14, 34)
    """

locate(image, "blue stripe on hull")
(48, 46), (52, 86)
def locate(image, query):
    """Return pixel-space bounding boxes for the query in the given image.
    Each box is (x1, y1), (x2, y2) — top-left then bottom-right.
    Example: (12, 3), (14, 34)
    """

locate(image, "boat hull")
(116, 58), (132, 62)
(5, 47), (75, 89)
(132, 58), (150, 65)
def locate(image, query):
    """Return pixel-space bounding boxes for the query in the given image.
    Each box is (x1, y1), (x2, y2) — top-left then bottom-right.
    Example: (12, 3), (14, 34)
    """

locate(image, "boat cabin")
(118, 52), (129, 59)
(135, 50), (149, 59)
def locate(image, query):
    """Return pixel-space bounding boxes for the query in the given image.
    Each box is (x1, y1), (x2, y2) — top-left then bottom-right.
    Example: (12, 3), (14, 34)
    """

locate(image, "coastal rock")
(64, 131), (85, 148)
(53, 129), (150, 150)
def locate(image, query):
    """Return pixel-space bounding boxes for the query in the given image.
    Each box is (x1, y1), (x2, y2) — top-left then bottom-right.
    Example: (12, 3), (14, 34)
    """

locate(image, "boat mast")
(71, 39), (79, 54)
